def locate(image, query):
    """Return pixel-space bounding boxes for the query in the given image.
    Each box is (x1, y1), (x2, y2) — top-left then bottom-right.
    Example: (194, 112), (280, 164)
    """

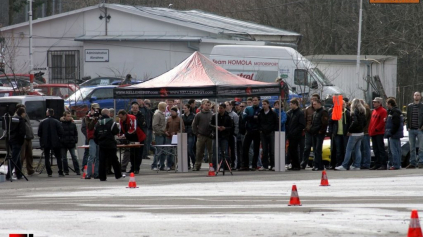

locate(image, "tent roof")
(114, 52), (280, 99)
(129, 51), (272, 88)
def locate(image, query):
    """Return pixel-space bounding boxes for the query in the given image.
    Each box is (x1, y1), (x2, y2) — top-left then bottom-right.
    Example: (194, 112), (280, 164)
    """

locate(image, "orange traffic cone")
(208, 163), (216, 177)
(81, 165), (87, 179)
(126, 172), (139, 188)
(288, 185), (302, 206)
(408, 210), (423, 237)
(320, 170), (330, 186)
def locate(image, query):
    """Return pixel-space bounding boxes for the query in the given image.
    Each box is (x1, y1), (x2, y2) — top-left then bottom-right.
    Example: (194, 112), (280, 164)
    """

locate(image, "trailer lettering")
(212, 59), (226, 65)
(228, 60), (252, 66)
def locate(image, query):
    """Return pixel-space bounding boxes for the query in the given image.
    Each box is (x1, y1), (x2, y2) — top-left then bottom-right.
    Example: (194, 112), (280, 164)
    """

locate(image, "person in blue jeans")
(360, 99), (372, 169)
(151, 102), (167, 171)
(336, 99), (367, 171)
(385, 98), (403, 170)
(85, 103), (100, 179)
(406, 92), (423, 168)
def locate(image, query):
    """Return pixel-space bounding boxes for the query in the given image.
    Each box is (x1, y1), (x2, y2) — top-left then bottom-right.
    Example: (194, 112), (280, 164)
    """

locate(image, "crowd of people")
(4, 91), (423, 181)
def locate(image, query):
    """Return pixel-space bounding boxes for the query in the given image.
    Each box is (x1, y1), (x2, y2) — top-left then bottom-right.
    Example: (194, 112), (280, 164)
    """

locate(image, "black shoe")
(288, 167), (301, 171)
(377, 166), (387, 170)
(312, 168), (323, 171)
(238, 167), (250, 171)
(360, 167), (369, 170)
(94, 176), (100, 179)
(64, 172), (69, 175)
(85, 175), (91, 179)
(369, 166), (378, 170)
(134, 170), (139, 174)
(59, 173), (65, 177)
(48, 174), (53, 177)
(76, 173), (81, 176)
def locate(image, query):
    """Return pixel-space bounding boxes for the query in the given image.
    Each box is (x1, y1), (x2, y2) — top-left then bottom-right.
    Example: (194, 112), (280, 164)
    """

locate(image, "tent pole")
(215, 98), (218, 174)
(114, 99), (116, 117)
(279, 96), (282, 171)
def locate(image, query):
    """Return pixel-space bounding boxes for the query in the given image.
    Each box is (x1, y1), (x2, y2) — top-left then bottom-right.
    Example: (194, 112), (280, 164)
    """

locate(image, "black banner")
(114, 84), (281, 99)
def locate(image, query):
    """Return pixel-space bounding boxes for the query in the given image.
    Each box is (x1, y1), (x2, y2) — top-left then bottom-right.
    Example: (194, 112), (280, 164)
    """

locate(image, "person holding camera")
(60, 111), (80, 175)
(6, 107), (26, 180)
(94, 109), (123, 181)
(38, 108), (65, 177)
(84, 103), (100, 179)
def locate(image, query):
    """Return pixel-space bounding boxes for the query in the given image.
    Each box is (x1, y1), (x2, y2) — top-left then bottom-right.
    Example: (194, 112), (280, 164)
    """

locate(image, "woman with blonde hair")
(336, 99), (367, 171)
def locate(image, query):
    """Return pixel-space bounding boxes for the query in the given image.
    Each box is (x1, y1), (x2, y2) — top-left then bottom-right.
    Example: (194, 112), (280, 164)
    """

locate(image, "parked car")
(65, 85), (132, 118)
(0, 76), (40, 89)
(0, 73), (46, 85)
(79, 77), (124, 87)
(34, 84), (78, 99)
(0, 89), (44, 97)
(0, 95), (64, 149)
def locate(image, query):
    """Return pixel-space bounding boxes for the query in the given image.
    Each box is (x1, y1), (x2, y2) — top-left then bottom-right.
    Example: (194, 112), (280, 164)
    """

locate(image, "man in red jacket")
(368, 97), (388, 170)
(118, 110), (146, 174)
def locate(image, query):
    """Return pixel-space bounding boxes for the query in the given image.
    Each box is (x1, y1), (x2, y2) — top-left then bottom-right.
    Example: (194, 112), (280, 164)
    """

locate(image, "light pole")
(356, 0), (363, 93)
(28, 0), (34, 92)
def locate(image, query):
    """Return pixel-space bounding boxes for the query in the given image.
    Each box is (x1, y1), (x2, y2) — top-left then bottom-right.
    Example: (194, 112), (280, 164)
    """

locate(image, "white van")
(0, 95), (64, 149)
(210, 45), (345, 100)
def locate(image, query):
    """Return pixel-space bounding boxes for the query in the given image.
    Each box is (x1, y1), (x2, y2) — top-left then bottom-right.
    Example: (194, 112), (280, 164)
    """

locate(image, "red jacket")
(119, 114), (146, 142)
(368, 106), (387, 136)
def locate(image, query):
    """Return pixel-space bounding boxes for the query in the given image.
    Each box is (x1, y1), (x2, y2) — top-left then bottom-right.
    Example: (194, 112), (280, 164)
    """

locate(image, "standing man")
(138, 99), (153, 160)
(94, 109), (123, 181)
(192, 99), (213, 171)
(240, 96), (262, 171)
(151, 102), (167, 171)
(301, 94), (320, 169)
(127, 102), (145, 168)
(258, 99), (279, 171)
(385, 98), (403, 170)
(406, 92), (423, 168)
(210, 103), (233, 170)
(60, 111), (80, 175)
(6, 107), (26, 180)
(225, 101), (239, 169)
(285, 98), (306, 171)
(183, 104), (196, 169)
(328, 101), (350, 169)
(118, 110), (145, 174)
(309, 99), (329, 171)
(369, 97), (388, 170)
(38, 108), (64, 177)
(16, 104), (34, 176)
(165, 107), (185, 170)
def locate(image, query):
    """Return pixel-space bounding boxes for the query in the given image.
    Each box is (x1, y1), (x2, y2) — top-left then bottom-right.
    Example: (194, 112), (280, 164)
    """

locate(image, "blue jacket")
(273, 108), (287, 132)
(242, 105), (262, 132)
(385, 107), (403, 139)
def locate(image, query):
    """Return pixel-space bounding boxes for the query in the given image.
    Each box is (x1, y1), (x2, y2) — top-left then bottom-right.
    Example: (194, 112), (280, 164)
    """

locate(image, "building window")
(47, 50), (80, 83)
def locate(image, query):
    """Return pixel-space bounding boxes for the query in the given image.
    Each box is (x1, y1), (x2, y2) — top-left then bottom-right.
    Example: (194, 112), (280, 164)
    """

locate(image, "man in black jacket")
(258, 99), (279, 171)
(60, 111), (80, 175)
(38, 108), (65, 177)
(210, 103), (233, 170)
(6, 107), (26, 180)
(328, 102), (351, 169)
(385, 98), (403, 170)
(94, 109), (123, 181)
(286, 98), (306, 170)
(406, 92), (423, 168)
(309, 100), (329, 171)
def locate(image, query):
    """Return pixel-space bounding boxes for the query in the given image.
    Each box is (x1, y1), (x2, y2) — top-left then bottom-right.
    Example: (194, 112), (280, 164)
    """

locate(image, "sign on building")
(85, 49), (109, 62)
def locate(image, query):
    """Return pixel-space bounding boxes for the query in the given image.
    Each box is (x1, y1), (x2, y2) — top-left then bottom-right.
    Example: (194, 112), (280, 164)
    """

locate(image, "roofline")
(75, 36), (202, 43)
(0, 5), (99, 31)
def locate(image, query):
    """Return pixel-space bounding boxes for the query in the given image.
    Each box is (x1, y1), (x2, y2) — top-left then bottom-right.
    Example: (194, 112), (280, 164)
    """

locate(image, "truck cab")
(210, 45), (345, 102)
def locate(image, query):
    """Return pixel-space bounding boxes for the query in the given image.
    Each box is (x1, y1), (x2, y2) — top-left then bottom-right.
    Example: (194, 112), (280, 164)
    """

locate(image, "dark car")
(0, 76), (40, 89)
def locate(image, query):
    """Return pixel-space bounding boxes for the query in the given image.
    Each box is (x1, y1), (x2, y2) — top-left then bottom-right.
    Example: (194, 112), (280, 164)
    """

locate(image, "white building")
(0, 3), (301, 83)
(306, 55), (397, 101)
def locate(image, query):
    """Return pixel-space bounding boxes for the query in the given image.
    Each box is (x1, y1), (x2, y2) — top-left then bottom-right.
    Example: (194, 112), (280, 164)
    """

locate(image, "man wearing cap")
(369, 97), (388, 170)
(84, 103), (101, 179)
